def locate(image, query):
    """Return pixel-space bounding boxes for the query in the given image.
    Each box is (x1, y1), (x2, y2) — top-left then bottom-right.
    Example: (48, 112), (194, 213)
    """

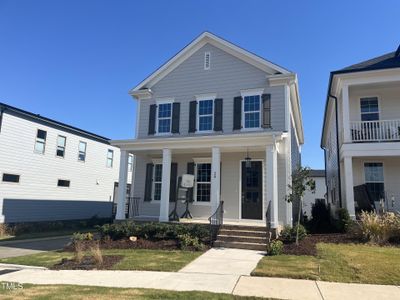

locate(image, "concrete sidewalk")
(0, 267), (399, 299)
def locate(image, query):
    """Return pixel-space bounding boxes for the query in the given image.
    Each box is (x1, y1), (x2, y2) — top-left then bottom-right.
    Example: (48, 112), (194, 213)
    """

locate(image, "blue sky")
(1, 0), (399, 169)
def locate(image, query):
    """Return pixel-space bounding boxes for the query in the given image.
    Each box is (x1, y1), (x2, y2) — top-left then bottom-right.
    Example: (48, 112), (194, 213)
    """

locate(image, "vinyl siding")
(0, 112), (132, 223)
(137, 43), (286, 138)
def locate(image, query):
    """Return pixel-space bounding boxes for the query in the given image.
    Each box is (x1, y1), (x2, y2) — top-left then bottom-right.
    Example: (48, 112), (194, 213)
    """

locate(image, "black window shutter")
(189, 101), (197, 133)
(144, 163), (153, 201)
(171, 103), (180, 134)
(187, 162), (195, 201)
(233, 96), (242, 130)
(148, 104), (157, 135)
(169, 163), (178, 202)
(214, 98), (223, 131)
(262, 94), (271, 128)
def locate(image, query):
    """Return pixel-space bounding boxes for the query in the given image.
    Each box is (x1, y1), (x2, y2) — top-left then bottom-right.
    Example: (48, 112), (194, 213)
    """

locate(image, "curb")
(0, 235), (71, 246)
(0, 263), (48, 270)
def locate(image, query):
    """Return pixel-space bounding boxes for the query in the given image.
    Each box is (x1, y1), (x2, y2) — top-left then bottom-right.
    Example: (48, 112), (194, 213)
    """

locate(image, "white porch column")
(343, 156), (356, 219)
(342, 84), (351, 143)
(266, 144), (278, 229)
(116, 150), (129, 220)
(159, 148), (171, 222)
(211, 147), (221, 215)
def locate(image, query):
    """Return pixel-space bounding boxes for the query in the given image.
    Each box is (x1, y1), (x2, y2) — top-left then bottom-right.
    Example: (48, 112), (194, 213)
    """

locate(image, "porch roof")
(111, 131), (286, 153)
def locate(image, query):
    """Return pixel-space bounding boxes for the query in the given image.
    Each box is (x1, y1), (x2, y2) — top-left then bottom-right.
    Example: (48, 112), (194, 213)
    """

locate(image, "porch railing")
(208, 201), (224, 245)
(350, 119), (400, 142)
(112, 196), (140, 219)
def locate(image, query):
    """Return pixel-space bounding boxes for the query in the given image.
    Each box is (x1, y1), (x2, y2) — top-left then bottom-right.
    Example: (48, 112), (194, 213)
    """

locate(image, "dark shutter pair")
(233, 94), (271, 130)
(148, 103), (180, 135)
(188, 99), (223, 133)
(144, 162), (178, 202)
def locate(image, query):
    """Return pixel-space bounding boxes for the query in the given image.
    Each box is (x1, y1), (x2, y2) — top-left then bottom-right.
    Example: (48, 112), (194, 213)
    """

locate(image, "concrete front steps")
(213, 225), (268, 251)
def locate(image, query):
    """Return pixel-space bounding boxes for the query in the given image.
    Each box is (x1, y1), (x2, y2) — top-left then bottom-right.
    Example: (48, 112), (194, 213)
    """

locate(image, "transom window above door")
(198, 99), (213, 131)
(360, 97), (379, 121)
(157, 102), (172, 134)
(243, 95), (261, 129)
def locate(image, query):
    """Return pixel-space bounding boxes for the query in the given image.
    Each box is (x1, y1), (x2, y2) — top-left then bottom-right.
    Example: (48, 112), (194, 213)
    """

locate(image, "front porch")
(112, 132), (292, 230)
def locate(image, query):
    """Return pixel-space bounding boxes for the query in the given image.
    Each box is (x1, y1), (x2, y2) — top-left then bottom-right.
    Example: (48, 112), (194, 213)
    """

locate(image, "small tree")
(286, 166), (316, 245)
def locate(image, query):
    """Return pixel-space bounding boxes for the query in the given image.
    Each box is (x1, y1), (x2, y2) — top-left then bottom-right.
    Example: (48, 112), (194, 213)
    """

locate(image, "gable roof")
(129, 31), (292, 94)
(0, 102), (110, 144)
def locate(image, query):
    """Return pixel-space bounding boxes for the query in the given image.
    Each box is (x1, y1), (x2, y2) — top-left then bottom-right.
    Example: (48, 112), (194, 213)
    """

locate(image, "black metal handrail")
(127, 196), (140, 219)
(208, 201), (224, 245)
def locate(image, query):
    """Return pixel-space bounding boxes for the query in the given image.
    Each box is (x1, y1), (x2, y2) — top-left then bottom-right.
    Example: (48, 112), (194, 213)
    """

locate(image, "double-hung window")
(157, 101), (172, 134)
(78, 141), (87, 162)
(107, 149), (114, 167)
(56, 135), (66, 157)
(243, 95), (261, 129)
(128, 154), (134, 172)
(152, 164), (163, 201)
(364, 162), (384, 202)
(360, 97), (379, 121)
(34, 129), (47, 154)
(198, 99), (214, 132)
(195, 162), (211, 202)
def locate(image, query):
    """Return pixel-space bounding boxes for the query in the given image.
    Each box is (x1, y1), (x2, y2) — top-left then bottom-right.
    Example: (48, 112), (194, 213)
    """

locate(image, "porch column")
(343, 156), (356, 219)
(342, 84), (351, 143)
(159, 148), (171, 222)
(116, 150), (129, 220)
(211, 147), (221, 214)
(266, 144), (278, 229)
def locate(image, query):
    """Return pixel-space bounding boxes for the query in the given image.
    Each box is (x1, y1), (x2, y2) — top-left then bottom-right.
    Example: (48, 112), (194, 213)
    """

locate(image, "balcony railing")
(350, 120), (400, 142)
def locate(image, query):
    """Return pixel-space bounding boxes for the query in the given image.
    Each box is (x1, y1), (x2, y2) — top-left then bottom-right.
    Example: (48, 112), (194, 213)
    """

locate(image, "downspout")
(328, 94), (343, 208)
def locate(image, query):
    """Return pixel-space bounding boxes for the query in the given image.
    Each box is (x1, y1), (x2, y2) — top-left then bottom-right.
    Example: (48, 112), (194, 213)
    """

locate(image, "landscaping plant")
(90, 243), (103, 266)
(267, 240), (283, 256)
(359, 211), (400, 244)
(280, 224), (307, 244)
(74, 241), (84, 264)
(308, 200), (334, 233)
(178, 234), (205, 251)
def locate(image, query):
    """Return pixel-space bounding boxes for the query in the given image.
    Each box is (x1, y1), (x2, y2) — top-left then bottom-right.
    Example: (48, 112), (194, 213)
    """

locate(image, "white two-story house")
(113, 32), (303, 230)
(321, 46), (400, 218)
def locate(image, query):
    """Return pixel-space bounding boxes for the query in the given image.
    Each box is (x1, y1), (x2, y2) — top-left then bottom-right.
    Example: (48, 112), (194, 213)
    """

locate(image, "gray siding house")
(113, 32), (303, 229)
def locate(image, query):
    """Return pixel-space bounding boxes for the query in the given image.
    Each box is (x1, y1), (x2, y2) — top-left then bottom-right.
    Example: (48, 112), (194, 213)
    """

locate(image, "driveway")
(0, 236), (71, 258)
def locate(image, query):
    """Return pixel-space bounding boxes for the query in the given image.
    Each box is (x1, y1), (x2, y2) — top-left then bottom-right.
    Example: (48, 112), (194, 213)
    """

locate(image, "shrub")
(72, 232), (93, 242)
(359, 211), (400, 244)
(267, 240), (283, 256)
(74, 241), (84, 263)
(308, 200), (336, 233)
(90, 243), (103, 266)
(280, 224), (307, 244)
(0, 223), (11, 237)
(178, 234), (205, 251)
(335, 208), (352, 233)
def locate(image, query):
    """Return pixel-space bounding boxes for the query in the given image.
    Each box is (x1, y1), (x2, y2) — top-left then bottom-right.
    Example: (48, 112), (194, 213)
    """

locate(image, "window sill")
(155, 133), (173, 137)
(192, 202), (211, 206)
(241, 127), (262, 132)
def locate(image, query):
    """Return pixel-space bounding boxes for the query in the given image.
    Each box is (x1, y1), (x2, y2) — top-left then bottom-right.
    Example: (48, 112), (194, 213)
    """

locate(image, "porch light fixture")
(245, 148), (252, 168)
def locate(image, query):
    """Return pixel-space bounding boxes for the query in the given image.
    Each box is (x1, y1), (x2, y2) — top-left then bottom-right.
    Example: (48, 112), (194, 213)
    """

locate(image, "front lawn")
(0, 284), (269, 300)
(0, 249), (202, 272)
(252, 243), (400, 285)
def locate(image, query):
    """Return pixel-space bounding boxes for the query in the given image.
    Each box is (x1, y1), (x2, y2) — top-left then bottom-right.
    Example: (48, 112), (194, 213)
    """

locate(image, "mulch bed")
(282, 233), (358, 256)
(52, 255), (123, 270)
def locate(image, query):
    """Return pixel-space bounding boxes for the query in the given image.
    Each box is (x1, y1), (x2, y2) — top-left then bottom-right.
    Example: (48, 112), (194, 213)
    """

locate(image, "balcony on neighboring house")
(350, 119), (400, 142)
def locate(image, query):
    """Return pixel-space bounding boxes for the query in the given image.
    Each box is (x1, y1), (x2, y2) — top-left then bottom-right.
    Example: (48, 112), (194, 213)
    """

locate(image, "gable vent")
(204, 52), (211, 70)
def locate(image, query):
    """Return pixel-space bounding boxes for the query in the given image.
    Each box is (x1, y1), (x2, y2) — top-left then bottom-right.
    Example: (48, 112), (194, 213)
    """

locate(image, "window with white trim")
(34, 129), (47, 154)
(195, 163), (211, 202)
(152, 164), (162, 201)
(56, 135), (66, 157)
(204, 52), (210, 70)
(364, 162), (384, 202)
(243, 95), (261, 129)
(128, 154), (134, 172)
(157, 102), (172, 134)
(198, 99), (213, 131)
(107, 149), (114, 168)
(360, 97), (379, 121)
(78, 141), (87, 161)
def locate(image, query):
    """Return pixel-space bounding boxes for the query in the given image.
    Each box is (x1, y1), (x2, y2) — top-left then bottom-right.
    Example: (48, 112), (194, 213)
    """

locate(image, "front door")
(241, 161), (263, 220)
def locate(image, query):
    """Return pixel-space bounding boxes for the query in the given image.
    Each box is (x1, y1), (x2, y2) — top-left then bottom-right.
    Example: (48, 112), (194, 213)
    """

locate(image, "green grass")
(0, 249), (203, 272)
(0, 284), (272, 300)
(252, 243), (400, 285)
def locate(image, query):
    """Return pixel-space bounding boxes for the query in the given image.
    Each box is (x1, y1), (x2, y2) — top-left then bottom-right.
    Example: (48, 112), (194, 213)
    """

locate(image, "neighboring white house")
(112, 32), (304, 230)
(302, 169), (326, 218)
(0, 102), (133, 223)
(321, 45), (400, 218)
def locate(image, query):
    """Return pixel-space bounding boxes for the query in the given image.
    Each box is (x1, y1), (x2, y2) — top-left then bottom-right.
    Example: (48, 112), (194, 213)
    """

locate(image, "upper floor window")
(157, 102), (172, 134)
(56, 135), (66, 158)
(34, 129), (47, 154)
(128, 154), (134, 172)
(2, 173), (20, 183)
(57, 179), (70, 187)
(360, 97), (379, 121)
(243, 95), (261, 129)
(78, 141), (87, 162)
(204, 52), (211, 70)
(198, 99), (214, 132)
(107, 149), (114, 167)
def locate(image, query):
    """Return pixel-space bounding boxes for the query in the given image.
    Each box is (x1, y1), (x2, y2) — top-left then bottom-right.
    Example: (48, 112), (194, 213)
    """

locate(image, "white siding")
(303, 176), (326, 217)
